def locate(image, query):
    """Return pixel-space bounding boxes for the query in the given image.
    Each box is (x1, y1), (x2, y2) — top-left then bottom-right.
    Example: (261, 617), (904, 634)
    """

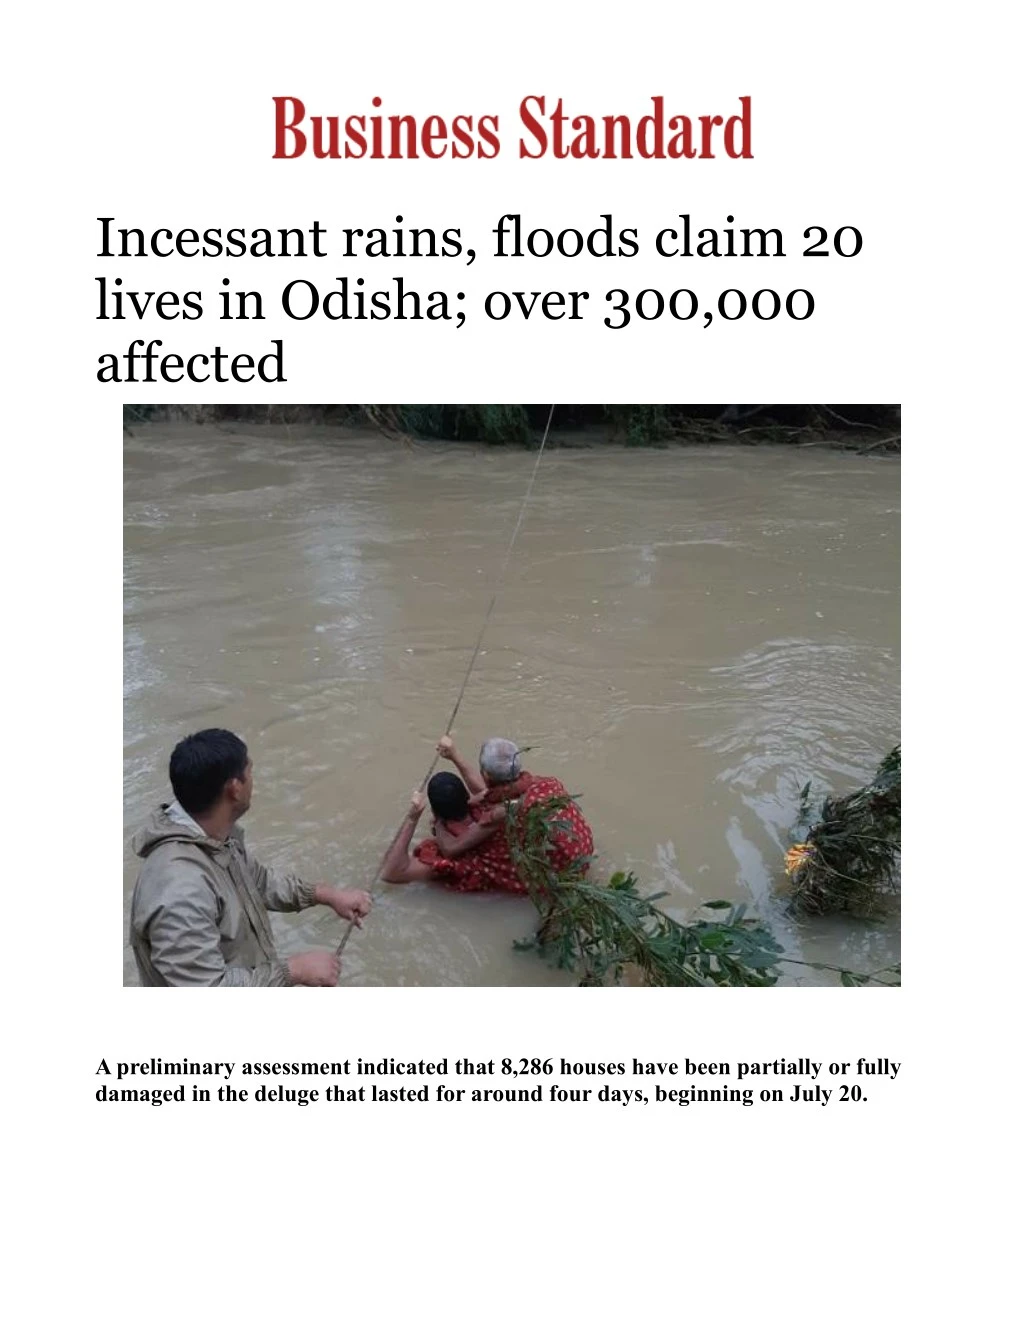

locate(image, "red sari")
(413, 771), (593, 893)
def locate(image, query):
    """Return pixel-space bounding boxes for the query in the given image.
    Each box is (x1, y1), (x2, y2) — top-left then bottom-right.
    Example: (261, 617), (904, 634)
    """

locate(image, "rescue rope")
(335, 404), (556, 958)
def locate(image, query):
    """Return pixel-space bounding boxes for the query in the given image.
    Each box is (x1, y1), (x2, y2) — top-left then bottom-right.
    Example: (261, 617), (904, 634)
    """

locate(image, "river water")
(123, 425), (900, 986)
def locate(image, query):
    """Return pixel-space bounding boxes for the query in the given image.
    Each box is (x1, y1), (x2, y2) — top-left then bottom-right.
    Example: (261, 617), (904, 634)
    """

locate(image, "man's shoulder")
(135, 836), (223, 899)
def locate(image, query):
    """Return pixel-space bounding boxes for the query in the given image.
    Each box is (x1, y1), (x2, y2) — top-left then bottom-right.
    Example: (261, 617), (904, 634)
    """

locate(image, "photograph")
(123, 404), (900, 988)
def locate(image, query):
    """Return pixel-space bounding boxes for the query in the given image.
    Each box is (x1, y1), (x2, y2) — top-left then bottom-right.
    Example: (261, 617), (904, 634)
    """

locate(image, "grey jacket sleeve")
(245, 846), (318, 913)
(147, 872), (293, 987)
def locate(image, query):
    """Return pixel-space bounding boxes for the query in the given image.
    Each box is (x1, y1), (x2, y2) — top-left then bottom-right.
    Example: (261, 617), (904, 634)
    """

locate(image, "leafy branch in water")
(505, 795), (782, 987)
(785, 745), (901, 918)
(835, 963), (901, 987)
(504, 792), (900, 987)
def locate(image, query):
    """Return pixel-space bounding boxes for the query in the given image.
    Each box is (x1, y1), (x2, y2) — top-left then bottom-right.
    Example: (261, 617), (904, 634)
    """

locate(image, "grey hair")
(479, 737), (521, 784)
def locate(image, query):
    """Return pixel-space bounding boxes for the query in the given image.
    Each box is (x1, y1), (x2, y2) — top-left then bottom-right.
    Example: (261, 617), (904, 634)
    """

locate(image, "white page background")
(4, 2), (1014, 1321)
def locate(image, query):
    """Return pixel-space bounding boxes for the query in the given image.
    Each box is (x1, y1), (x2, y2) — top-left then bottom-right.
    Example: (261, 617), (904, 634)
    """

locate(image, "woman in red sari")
(380, 736), (593, 893)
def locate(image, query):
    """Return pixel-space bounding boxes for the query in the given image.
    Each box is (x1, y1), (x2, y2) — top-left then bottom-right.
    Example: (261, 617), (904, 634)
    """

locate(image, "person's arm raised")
(436, 736), (487, 795)
(380, 792), (435, 884)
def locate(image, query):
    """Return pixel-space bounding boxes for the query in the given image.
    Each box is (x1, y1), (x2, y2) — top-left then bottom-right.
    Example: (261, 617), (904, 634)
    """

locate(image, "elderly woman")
(380, 736), (593, 893)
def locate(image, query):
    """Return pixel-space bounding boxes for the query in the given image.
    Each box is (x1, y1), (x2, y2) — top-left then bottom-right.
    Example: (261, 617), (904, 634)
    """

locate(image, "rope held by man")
(335, 404), (557, 957)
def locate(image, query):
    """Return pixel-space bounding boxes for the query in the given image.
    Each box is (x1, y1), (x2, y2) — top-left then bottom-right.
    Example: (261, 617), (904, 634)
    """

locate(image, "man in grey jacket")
(131, 729), (371, 986)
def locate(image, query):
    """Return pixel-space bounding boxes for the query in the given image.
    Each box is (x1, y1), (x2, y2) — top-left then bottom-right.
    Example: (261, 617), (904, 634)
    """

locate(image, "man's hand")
(408, 790), (427, 820)
(484, 803), (507, 825)
(314, 886), (373, 925)
(333, 888), (373, 925)
(436, 736), (457, 761)
(288, 950), (341, 986)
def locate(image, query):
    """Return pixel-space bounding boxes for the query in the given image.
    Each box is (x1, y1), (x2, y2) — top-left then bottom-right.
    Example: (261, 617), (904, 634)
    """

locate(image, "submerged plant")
(785, 746), (901, 918)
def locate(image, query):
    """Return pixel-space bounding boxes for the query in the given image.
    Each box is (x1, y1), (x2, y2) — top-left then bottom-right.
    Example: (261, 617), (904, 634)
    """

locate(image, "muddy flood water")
(123, 425), (900, 986)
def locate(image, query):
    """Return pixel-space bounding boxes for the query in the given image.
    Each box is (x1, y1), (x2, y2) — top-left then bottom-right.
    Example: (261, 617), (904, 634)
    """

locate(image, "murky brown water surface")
(124, 425), (900, 986)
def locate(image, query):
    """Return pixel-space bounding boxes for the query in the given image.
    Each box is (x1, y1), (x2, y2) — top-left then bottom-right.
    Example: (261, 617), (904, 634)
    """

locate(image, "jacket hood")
(132, 804), (225, 858)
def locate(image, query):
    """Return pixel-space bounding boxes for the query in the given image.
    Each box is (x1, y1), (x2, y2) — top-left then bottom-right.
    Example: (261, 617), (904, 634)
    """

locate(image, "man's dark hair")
(169, 729), (249, 816)
(427, 771), (470, 822)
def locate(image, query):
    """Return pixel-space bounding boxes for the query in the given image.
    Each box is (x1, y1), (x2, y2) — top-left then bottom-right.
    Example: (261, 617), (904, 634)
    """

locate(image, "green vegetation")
(785, 746), (901, 918)
(365, 404), (534, 444)
(124, 403), (900, 451)
(604, 404), (674, 446)
(504, 794), (898, 987)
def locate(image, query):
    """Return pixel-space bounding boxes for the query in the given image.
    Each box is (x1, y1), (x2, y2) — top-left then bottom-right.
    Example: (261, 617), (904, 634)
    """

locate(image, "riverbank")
(122, 404), (901, 453)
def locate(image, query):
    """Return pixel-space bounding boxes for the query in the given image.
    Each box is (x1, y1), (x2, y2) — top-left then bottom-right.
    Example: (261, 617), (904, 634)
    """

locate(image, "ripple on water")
(124, 433), (899, 986)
